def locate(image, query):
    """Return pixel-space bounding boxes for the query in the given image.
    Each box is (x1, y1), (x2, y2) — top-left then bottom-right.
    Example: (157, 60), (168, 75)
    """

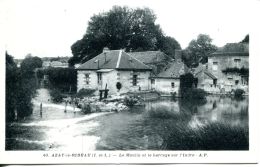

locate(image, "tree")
(20, 54), (43, 75)
(6, 52), (19, 122)
(183, 34), (217, 68)
(69, 6), (181, 66)
(157, 36), (181, 59)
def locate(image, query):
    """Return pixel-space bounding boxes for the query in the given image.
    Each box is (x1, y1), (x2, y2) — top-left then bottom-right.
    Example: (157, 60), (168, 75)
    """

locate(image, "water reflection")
(6, 95), (248, 151)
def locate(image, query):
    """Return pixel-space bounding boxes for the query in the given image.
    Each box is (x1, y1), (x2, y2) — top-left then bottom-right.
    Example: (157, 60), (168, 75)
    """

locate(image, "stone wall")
(153, 78), (180, 95)
(77, 69), (151, 95)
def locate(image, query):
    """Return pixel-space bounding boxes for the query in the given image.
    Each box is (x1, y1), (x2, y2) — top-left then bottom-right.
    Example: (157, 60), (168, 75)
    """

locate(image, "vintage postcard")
(0, 0), (259, 165)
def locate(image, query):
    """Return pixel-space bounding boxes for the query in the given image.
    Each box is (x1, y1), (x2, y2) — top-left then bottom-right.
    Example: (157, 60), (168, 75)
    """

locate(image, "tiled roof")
(194, 66), (217, 80)
(152, 61), (189, 78)
(128, 51), (172, 64)
(77, 50), (152, 71)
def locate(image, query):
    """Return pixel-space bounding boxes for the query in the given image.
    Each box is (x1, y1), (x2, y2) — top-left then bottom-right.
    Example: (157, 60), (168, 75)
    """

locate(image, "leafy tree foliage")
(20, 54), (43, 76)
(6, 52), (19, 122)
(69, 6), (181, 66)
(183, 34), (217, 68)
(6, 53), (42, 122)
(157, 36), (181, 59)
(37, 68), (77, 93)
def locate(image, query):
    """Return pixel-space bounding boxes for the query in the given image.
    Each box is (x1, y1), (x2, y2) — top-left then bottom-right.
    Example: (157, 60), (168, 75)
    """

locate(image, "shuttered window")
(133, 74), (137, 86)
(85, 74), (90, 85)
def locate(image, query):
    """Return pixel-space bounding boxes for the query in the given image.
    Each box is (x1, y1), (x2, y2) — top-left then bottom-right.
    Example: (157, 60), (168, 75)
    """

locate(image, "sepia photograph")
(1, 0), (259, 165)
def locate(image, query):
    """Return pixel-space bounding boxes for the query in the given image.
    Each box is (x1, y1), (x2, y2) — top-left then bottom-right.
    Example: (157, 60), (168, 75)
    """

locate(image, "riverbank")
(6, 92), (249, 151)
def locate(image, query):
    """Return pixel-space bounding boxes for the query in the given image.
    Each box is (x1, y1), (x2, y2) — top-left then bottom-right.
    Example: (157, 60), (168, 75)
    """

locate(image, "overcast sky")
(0, 0), (257, 59)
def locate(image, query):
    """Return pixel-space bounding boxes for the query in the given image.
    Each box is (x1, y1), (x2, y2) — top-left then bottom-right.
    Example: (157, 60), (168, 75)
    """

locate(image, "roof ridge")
(116, 50), (122, 68)
(129, 50), (161, 54)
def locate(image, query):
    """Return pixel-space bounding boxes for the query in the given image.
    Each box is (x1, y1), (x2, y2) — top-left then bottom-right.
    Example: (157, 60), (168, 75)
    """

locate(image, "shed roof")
(77, 50), (152, 71)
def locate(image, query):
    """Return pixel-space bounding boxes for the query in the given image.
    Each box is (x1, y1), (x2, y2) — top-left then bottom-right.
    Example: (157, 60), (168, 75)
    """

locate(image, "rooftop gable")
(153, 61), (189, 78)
(77, 50), (152, 71)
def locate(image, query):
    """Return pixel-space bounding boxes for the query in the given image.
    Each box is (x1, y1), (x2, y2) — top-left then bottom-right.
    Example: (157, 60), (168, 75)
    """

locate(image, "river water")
(6, 89), (248, 151)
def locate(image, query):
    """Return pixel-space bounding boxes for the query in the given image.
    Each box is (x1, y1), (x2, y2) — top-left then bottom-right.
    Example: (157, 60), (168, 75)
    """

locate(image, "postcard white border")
(0, 0), (260, 165)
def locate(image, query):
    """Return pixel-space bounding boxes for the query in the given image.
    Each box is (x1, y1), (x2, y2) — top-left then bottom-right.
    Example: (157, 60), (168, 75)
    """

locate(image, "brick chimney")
(175, 49), (182, 62)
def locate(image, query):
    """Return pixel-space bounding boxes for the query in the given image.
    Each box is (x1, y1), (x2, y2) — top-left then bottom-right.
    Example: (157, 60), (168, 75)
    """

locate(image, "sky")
(0, 0), (257, 59)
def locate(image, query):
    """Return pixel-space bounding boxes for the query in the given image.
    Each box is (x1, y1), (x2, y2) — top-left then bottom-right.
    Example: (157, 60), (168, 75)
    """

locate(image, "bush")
(50, 89), (64, 103)
(6, 53), (40, 121)
(182, 88), (207, 100)
(81, 103), (91, 114)
(162, 123), (249, 150)
(36, 67), (77, 93)
(124, 95), (140, 107)
(76, 89), (96, 98)
(234, 89), (245, 99)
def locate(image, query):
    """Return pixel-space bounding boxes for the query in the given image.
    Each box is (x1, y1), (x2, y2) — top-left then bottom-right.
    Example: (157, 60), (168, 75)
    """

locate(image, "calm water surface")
(6, 94), (248, 151)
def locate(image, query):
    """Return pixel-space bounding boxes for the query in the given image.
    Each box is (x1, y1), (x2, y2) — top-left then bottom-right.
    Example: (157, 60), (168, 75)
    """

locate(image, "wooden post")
(64, 100), (67, 113)
(40, 103), (42, 118)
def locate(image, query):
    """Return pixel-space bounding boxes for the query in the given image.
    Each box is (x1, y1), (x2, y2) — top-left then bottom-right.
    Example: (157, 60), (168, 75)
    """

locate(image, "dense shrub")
(234, 89), (245, 99)
(124, 95), (140, 107)
(183, 88), (207, 100)
(179, 73), (207, 102)
(76, 88), (96, 98)
(6, 53), (41, 122)
(162, 123), (249, 150)
(81, 103), (92, 114)
(37, 67), (77, 93)
(50, 89), (65, 103)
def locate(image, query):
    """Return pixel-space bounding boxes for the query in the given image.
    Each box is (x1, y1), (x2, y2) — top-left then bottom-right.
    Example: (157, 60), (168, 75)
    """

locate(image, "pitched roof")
(152, 61), (189, 78)
(77, 50), (152, 71)
(210, 43), (249, 57)
(128, 51), (172, 64)
(194, 65), (217, 80)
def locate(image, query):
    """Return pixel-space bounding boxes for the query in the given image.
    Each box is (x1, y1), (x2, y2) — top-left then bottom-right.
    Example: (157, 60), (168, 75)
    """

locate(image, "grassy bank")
(162, 122), (249, 150)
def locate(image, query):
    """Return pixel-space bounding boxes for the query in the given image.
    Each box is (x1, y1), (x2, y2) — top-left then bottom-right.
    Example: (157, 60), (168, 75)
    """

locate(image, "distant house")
(76, 49), (152, 95)
(194, 63), (219, 93)
(150, 50), (189, 96)
(42, 60), (68, 68)
(195, 43), (249, 94)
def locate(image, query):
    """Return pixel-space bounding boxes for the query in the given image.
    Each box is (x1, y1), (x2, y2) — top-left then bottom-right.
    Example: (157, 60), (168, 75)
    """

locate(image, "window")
(85, 74), (90, 85)
(133, 74), (137, 86)
(171, 82), (175, 88)
(241, 76), (248, 85)
(213, 79), (217, 87)
(235, 80), (239, 85)
(212, 62), (218, 71)
(151, 79), (155, 84)
(97, 73), (102, 84)
(234, 59), (241, 67)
